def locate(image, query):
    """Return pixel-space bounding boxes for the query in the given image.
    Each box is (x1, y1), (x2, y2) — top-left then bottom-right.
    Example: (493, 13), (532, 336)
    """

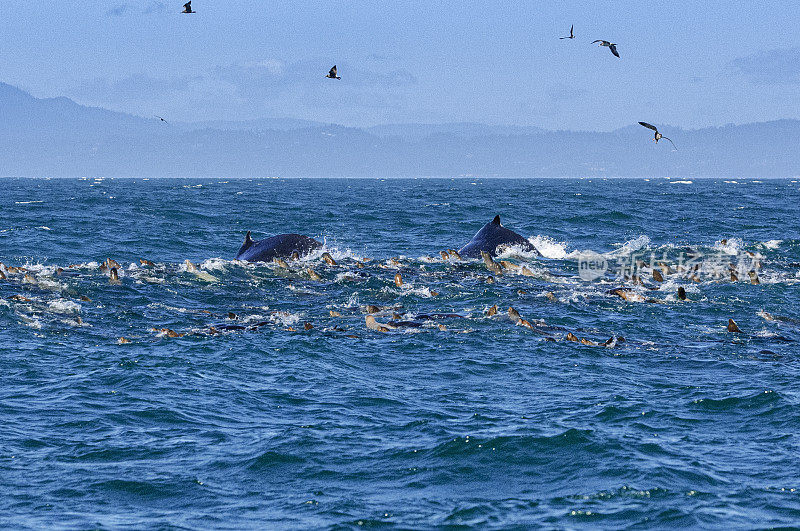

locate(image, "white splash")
(713, 238), (743, 256)
(346, 292), (361, 308)
(386, 285), (436, 298)
(200, 258), (231, 272)
(268, 311), (302, 327)
(495, 244), (539, 261)
(335, 271), (363, 283)
(47, 300), (82, 314)
(604, 235), (651, 258)
(528, 235), (568, 259)
(302, 244), (368, 264)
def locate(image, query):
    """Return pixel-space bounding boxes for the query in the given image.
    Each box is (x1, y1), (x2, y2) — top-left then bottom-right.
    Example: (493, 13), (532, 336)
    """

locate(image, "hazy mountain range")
(1, 82), (798, 178)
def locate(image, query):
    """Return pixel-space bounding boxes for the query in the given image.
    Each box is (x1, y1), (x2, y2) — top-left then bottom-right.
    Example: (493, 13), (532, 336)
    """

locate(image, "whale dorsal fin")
(235, 231), (256, 259)
(492, 215), (501, 226)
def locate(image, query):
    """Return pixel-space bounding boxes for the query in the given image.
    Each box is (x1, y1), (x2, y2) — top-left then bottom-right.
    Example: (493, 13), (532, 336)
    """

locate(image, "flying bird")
(326, 65), (341, 80)
(592, 40), (619, 58)
(638, 122), (677, 150)
(182, 1), (195, 13)
(155, 116), (168, 124)
(560, 25), (575, 39)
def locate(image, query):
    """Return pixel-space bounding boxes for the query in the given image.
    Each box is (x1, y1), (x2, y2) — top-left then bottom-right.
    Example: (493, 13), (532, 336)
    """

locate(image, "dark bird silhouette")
(638, 122), (677, 150)
(182, 1), (195, 13)
(592, 40), (619, 58)
(326, 65), (341, 80)
(560, 25), (575, 40)
(155, 116), (168, 124)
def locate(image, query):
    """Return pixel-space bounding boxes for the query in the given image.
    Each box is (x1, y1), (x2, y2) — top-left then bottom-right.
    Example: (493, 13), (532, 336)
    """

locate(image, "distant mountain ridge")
(1, 82), (799, 178)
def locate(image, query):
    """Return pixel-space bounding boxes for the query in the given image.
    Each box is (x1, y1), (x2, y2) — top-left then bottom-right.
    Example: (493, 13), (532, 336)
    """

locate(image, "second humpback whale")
(458, 216), (537, 258)
(235, 231), (322, 263)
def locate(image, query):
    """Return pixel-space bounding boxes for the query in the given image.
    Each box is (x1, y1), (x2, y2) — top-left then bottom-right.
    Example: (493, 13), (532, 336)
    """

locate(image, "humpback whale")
(235, 231), (322, 263)
(459, 216), (537, 258)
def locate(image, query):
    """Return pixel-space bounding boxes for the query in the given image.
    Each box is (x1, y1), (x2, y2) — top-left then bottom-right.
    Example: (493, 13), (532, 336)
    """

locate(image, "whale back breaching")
(458, 215), (537, 259)
(235, 231), (322, 263)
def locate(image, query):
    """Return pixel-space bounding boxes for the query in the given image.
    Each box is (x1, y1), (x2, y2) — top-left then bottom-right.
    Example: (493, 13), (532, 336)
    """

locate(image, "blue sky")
(1, 1), (799, 130)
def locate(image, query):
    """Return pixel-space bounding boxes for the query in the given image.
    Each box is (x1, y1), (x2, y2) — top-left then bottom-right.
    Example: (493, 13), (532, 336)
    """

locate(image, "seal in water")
(235, 231), (322, 263)
(459, 216), (537, 258)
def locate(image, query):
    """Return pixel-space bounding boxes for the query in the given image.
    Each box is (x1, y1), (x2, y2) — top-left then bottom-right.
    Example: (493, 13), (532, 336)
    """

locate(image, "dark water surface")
(1, 178), (799, 528)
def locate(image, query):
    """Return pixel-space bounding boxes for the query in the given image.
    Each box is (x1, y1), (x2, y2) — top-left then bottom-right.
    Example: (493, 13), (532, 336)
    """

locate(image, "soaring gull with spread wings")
(592, 40), (619, 58)
(639, 122), (677, 150)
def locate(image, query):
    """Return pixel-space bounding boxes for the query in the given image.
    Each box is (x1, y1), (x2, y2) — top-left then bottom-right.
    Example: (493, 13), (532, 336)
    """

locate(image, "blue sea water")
(1, 177), (799, 528)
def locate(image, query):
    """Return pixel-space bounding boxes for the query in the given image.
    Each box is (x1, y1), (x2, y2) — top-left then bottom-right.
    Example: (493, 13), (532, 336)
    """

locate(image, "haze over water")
(1, 178), (799, 528)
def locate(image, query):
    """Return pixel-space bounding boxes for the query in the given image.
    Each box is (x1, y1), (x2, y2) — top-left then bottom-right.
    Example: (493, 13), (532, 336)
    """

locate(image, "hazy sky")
(2, 1), (799, 129)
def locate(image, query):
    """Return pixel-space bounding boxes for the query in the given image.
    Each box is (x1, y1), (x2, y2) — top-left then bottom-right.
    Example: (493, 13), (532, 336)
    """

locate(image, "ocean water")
(1, 177), (799, 528)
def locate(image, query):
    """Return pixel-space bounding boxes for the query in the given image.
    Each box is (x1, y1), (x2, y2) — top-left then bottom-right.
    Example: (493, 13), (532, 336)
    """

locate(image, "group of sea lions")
(0, 215), (780, 344)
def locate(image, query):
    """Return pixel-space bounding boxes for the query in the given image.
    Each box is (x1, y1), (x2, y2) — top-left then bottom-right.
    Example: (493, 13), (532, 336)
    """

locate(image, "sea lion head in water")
(322, 252), (337, 266)
(728, 319), (742, 333)
(365, 315), (392, 333)
(459, 216), (538, 259)
(481, 251), (503, 275)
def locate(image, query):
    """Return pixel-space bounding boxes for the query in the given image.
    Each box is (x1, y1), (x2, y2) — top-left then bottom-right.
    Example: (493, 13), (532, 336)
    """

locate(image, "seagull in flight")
(592, 40), (619, 58)
(182, 1), (195, 13)
(560, 25), (575, 40)
(326, 65), (341, 80)
(639, 122), (677, 150)
(155, 116), (168, 125)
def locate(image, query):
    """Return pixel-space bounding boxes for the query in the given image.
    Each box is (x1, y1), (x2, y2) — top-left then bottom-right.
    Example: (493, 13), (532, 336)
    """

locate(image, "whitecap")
(345, 293), (360, 308)
(48, 300), (81, 314)
(605, 235), (651, 258)
(37, 279), (66, 291)
(386, 285), (436, 298)
(25, 318), (44, 329)
(335, 271), (362, 283)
